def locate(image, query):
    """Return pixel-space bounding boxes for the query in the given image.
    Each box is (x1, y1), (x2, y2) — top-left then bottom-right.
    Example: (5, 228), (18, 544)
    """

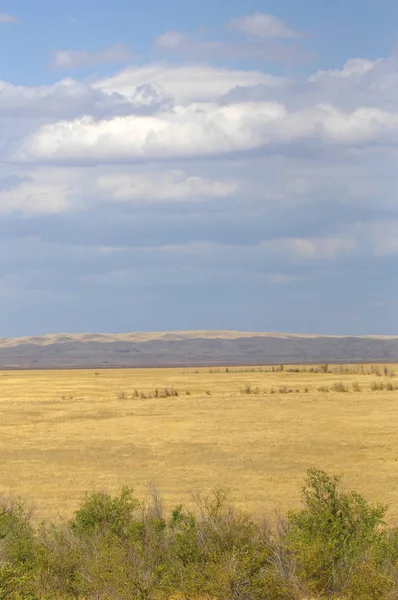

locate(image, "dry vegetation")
(0, 363), (398, 523)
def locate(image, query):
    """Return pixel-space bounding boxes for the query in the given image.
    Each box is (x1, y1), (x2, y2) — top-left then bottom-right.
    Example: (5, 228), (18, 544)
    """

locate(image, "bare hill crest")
(0, 330), (397, 369)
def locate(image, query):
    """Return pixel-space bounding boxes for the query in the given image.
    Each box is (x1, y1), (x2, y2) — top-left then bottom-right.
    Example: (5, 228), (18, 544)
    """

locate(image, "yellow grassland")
(0, 364), (397, 522)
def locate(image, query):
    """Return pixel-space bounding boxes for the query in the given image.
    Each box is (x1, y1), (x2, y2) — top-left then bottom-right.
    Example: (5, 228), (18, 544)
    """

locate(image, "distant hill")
(0, 331), (397, 369)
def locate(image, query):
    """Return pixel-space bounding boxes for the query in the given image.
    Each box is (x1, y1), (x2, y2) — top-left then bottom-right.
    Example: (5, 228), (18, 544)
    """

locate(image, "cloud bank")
(0, 11), (397, 335)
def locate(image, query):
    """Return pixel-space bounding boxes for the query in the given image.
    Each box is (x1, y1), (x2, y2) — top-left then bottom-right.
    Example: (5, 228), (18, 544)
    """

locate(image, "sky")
(0, 0), (398, 337)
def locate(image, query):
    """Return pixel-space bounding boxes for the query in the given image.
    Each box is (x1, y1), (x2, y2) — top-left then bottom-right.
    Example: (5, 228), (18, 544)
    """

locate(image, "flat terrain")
(1, 364), (398, 522)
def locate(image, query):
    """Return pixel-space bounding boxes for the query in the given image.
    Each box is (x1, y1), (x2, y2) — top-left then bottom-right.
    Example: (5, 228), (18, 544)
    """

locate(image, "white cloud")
(0, 169), (76, 214)
(156, 31), (188, 48)
(266, 273), (306, 284)
(155, 29), (310, 64)
(95, 64), (281, 104)
(228, 13), (300, 39)
(349, 220), (398, 257)
(286, 235), (358, 260)
(309, 58), (378, 81)
(96, 170), (238, 202)
(14, 102), (398, 164)
(0, 77), (172, 148)
(0, 13), (17, 23)
(225, 56), (398, 114)
(0, 165), (237, 213)
(51, 43), (133, 69)
(13, 102), (283, 162)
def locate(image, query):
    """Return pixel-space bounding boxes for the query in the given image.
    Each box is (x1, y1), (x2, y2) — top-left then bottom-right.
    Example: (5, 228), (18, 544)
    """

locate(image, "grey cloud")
(1, 47), (398, 335)
(0, 13), (17, 23)
(227, 13), (301, 39)
(0, 80), (171, 120)
(0, 227), (396, 337)
(221, 57), (398, 112)
(51, 43), (133, 69)
(156, 31), (312, 64)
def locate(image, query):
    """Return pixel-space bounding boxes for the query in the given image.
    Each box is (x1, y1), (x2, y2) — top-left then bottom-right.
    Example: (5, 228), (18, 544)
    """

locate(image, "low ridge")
(0, 330), (397, 369)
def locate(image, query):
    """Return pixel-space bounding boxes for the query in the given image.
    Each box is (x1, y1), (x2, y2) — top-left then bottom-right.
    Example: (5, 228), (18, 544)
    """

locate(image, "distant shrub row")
(116, 388), (211, 400)
(1, 470), (398, 598)
(204, 364), (397, 376)
(240, 381), (398, 395)
(114, 381), (398, 401)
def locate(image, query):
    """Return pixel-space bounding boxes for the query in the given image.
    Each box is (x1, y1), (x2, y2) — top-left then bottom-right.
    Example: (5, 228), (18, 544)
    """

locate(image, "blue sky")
(0, 0), (398, 336)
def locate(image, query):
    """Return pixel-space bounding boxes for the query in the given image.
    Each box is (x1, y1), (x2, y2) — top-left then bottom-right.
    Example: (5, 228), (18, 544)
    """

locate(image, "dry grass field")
(1, 364), (398, 522)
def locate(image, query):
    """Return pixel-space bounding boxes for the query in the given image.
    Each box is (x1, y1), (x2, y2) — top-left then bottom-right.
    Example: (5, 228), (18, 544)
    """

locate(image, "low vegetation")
(1, 470), (398, 598)
(2, 364), (398, 526)
(206, 364), (397, 377)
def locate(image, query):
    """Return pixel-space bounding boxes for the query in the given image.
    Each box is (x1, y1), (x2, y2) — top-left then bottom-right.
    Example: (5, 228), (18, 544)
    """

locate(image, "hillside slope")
(0, 331), (397, 368)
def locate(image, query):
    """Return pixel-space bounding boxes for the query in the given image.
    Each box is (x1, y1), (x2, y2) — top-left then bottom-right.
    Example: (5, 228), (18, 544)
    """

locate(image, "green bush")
(70, 486), (140, 539)
(1, 473), (398, 598)
(287, 468), (388, 595)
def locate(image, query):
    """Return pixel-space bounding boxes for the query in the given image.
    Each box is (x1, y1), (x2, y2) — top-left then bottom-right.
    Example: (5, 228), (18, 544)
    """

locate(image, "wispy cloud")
(155, 12), (307, 64)
(51, 43), (133, 69)
(156, 33), (310, 65)
(228, 13), (300, 39)
(0, 13), (18, 23)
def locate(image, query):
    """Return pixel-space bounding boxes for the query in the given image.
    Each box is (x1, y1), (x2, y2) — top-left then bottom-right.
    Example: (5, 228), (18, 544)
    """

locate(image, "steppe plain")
(1, 363), (398, 522)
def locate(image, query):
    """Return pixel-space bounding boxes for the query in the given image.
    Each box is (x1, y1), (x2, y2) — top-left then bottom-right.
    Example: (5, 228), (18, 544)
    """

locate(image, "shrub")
(0, 496), (39, 598)
(371, 381), (385, 391)
(288, 468), (387, 595)
(370, 366), (382, 377)
(242, 383), (253, 394)
(384, 366), (396, 377)
(0, 496), (36, 567)
(70, 487), (140, 539)
(4, 473), (398, 598)
(332, 381), (349, 392)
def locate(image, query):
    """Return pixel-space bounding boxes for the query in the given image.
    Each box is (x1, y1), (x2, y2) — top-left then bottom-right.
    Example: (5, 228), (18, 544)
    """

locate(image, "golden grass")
(1, 364), (398, 522)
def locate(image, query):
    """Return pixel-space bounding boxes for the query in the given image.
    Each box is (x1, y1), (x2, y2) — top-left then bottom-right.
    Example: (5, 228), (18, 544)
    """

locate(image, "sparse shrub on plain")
(353, 381), (361, 392)
(279, 386), (289, 394)
(242, 383), (253, 394)
(332, 381), (349, 392)
(370, 365), (382, 377)
(162, 387), (179, 397)
(371, 381), (385, 391)
(318, 385), (330, 393)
